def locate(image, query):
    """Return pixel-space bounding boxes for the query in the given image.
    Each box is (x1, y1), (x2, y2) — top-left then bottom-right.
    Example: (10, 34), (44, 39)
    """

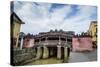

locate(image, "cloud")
(13, 1), (97, 34)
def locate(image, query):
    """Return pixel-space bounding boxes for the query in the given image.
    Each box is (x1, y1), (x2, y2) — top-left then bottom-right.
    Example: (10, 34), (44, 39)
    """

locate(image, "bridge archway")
(35, 45), (69, 60)
(48, 46), (57, 58)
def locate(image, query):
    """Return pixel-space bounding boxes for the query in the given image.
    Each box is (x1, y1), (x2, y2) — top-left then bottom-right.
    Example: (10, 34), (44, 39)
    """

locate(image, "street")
(68, 49), (97, 63)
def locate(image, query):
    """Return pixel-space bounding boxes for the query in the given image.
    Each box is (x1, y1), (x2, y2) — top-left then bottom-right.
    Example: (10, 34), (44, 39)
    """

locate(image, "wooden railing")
(35, 40), (67, 46)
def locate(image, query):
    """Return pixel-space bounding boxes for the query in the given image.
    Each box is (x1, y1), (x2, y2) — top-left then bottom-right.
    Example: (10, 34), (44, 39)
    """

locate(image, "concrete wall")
(13, 48), (36, 65)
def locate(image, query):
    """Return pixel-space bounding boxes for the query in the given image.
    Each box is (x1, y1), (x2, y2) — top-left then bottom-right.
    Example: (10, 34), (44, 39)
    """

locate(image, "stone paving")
(68, 49), (97, 63)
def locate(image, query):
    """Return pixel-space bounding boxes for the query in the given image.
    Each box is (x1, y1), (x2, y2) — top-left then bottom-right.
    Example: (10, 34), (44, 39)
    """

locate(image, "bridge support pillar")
(57, 46), (61, 59)
(43, 46), (49, 59)
(36, 47), (42, 59)
(50, 48), (53, 56)
(64, 47), (68, 60)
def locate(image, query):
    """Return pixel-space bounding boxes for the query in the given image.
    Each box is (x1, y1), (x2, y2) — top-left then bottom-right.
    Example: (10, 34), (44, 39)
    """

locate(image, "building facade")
(72, 34), (93, 52)
(23, 34), (35, 48)
(34, 30), (74, 47)
(11, 12), (25, 48)
(87, 21), (97, 48)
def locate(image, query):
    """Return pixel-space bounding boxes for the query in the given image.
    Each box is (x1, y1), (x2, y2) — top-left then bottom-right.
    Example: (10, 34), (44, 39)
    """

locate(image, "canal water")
(26, 58), (64, 65)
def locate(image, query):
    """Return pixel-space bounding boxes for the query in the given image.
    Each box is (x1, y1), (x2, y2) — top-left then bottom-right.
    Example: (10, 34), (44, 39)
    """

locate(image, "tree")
(19, 32), (25, 38)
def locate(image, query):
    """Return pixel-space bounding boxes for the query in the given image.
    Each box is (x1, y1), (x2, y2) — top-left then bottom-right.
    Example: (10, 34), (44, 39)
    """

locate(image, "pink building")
(72, 35), (93, 52)
(23, 35), (35, 48)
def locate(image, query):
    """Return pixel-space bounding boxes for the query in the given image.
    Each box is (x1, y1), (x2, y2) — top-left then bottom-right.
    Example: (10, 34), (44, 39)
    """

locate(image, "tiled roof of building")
(11, 12), (25, 24)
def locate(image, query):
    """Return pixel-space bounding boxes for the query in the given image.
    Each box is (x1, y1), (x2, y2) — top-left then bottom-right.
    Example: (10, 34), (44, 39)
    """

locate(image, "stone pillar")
(66, 38), (67, 44)
(43, 46), (49, 59)
(50, 48), (53, 56)
(20, 37), (23, 50)
(59, 36), (61, 45)
(15, 35), (19, 48)
(45, 37), (48, 45)
(39, 38), (41, 44)
(36, 47), (42, 59)
(57, 46), (61, 59)
(64, 47), (68, 60)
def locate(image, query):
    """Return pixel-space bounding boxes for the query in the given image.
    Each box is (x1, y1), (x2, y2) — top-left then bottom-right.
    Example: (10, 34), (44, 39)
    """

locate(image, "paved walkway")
(68, 49), (97, 63)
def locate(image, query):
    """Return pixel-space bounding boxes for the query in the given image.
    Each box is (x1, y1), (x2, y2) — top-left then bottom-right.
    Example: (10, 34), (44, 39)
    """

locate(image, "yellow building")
(87, 21), (97, 48)
(11, 12), (25, 48)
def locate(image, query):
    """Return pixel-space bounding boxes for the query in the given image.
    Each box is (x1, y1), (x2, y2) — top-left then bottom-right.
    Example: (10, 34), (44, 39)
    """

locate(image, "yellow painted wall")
(88, 22), (97, 42)
(12, 19), (22, 48)
(14, 22), (21, 47)
(13, 21), (21, 38)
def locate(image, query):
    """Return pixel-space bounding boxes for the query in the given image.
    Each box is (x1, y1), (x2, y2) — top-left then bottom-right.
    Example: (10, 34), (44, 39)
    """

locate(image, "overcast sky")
(13, 1), (97, 35)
